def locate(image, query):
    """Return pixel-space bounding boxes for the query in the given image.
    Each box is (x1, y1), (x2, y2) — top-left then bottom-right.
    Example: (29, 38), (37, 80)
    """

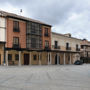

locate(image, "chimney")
(64, 33), (71, 37)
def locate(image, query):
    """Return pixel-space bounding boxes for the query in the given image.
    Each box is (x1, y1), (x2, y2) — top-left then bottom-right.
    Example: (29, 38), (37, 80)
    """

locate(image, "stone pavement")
(0, 64), (90, 90)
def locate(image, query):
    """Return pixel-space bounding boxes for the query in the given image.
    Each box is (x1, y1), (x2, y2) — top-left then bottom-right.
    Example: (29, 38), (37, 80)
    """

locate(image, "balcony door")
(55, 41), (58, 48)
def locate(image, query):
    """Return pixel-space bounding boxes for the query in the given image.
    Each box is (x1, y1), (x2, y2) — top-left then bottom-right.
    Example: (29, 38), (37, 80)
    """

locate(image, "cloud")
(53, 10), (90, 40)
(0, 0), (90, 40)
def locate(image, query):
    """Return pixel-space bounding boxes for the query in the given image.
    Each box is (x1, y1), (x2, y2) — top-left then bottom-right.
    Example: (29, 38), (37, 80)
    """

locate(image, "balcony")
(13, 44), (20, 49)
(52, 45), (60, 49)
(66, 47), (71, 50)
(76, 48), (80, 51)
(13, 28), (20, 32)
(44, 47), (50, 50)
(44, 33), (49, 37)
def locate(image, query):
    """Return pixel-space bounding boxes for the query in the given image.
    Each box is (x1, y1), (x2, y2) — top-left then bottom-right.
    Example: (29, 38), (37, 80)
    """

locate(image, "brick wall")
(42, 26), (51, 49)
(6, 18), (26, 48)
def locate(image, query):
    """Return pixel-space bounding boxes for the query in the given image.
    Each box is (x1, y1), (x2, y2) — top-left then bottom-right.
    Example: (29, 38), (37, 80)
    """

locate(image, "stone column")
(30, 52), (32, 65)
(19, 51), (21, 66)
(50, 52), (52, 65)
(64, 53), (66, 65)
(57, 53), (59, 65)
(39, 52), (41, 65)
(48, 52), (50, 65)
(6, 51), (8, 66)
(70, 53), (72, 64)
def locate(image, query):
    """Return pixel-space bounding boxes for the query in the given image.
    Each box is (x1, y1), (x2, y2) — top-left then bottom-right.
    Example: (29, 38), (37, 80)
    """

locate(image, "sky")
(0, 0), (90, 40)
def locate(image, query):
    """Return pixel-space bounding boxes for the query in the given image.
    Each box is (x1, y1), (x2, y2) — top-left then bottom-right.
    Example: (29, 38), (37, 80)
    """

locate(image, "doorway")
(24, 54), (29, 65)
(55, 54), (60, 65)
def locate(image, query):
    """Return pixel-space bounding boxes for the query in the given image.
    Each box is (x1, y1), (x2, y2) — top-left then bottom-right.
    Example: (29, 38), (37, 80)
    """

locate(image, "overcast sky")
(0, 0), (90, 40)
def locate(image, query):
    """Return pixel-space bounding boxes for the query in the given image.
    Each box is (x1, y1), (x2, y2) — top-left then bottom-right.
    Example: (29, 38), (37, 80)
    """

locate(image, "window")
(13, 37), (19, 45)
(26, 22), (42, 49)
(66, 43), (71, 50)
(13, 21), (19, 32)
(76, 44), (79, 50)
(45, 28), (49, 36)
(45, 28), (48, 34)
(76, 44), (78, 48)
(81, 45), (84, 49)
(13, 37), (19, 48)
(15, 54), (19, 61)
(45, 40), (49, 47)
(55, 41), (58, 47)
(31, 38), (36, 48)
(8, 54), (12, 61)
(33, 55), (37, 60)
(66, 43), (69, 48)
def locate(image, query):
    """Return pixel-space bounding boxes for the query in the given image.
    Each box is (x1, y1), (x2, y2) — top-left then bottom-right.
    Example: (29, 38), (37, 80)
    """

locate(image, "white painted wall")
(0, 17), (6, 42)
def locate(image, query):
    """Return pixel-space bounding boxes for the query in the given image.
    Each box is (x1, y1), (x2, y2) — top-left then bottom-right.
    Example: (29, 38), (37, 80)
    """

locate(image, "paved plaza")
(0, 64), (90, 90)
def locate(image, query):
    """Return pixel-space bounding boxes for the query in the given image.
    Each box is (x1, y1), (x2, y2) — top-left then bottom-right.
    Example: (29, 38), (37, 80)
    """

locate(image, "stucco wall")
(51, 33), (81, 51)
(0, 17), (6, 42)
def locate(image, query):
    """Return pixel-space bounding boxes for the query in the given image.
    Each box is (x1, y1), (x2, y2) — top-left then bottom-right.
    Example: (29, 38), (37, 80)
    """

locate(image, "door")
(55, 54), (60, 65)
(55, 54), (57, 64)
(24, 54), (29, 65)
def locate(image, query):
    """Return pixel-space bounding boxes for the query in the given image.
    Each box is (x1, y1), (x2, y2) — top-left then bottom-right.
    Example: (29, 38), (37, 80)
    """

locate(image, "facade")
(0, 10), (83, 66)
(0, 10), (51, 65)
(51, 32), (81, 65)
(81, 39), (90, 63)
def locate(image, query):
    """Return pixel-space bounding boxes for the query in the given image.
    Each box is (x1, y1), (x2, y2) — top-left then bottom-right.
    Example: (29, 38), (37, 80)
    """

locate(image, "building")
(0, 10), (83, 66)
(51, 32), (81, 65)
(0, 10), (51, 65)
(81, 39), (90, 63)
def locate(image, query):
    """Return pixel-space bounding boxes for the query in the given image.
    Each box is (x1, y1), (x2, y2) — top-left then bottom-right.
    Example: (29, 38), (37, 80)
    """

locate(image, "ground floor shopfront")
(0, 48), (80, 66)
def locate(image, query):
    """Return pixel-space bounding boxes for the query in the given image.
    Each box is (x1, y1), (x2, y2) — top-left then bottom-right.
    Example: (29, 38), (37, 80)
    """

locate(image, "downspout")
(3, 17), (7, 65)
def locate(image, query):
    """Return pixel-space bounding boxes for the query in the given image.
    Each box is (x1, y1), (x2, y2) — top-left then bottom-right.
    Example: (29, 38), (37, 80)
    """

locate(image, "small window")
(15, 54), (19, 61)
(8, 54), (12, 61)
(33, 55), (37, 60)
(13, 21), (19, 32)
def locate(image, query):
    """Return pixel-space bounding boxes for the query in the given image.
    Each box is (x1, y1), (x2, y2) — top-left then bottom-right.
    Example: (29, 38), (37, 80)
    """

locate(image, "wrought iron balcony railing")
(66, 47), (71, 50)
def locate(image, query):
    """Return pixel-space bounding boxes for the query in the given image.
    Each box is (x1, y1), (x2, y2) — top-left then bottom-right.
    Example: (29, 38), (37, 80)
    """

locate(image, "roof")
(81, 39), (90, 46)
(52, 32), (82, 41)
(0, 10), (52, 27)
